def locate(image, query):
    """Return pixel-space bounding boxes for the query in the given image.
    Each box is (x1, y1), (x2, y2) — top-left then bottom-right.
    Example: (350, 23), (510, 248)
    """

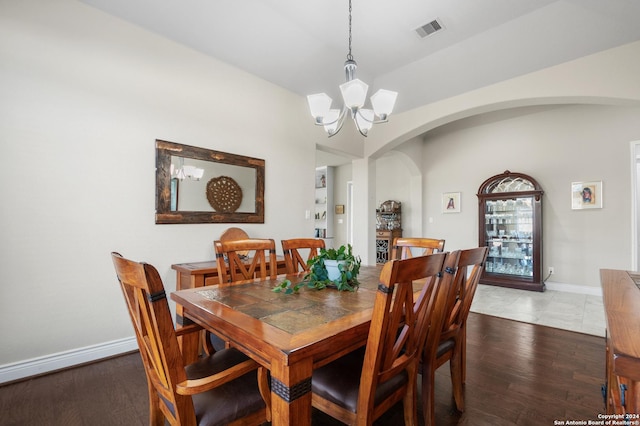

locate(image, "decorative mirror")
(155, 140), (265, 224)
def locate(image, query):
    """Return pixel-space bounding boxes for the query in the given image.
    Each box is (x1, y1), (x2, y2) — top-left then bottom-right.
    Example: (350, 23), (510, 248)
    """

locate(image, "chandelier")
(307, 0), (398, 137)
(170, 158), (204, 181)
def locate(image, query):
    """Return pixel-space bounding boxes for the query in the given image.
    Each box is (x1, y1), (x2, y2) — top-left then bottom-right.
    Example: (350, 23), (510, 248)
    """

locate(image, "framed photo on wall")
(442, 192), (461, 213)
(571, 181), (602, 209)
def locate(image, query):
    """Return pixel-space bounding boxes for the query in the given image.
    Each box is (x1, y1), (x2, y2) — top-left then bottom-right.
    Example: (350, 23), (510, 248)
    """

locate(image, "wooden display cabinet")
(376, 200), (402, 264)
(477, 170), (544, 291)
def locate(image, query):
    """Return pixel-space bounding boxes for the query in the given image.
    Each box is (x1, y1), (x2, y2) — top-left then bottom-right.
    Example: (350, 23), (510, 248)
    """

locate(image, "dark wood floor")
(0, 313), (606, 426)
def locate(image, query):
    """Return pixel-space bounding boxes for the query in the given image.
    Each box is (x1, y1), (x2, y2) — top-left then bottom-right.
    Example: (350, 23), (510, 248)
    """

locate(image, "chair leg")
(461, 325), (467, 383)
(147, 381), (165, 426)
(403, 365), (418, 426)
(421, 363), (437, 426)
(257, 367), (272, 422)
(450, 342), (465, 412)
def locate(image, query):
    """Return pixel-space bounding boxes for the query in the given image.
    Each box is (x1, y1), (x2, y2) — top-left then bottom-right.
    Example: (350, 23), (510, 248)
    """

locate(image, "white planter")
(324, 260), (347, 281)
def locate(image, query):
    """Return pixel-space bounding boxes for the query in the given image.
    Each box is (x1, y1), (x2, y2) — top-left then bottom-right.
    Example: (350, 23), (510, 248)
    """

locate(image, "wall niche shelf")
(315, 166), (334, 247)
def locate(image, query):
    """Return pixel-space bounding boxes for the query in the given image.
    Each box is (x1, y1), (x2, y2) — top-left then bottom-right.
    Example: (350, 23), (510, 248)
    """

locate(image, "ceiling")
(80, 0), (640, 167)
(80, 0), (640, 115)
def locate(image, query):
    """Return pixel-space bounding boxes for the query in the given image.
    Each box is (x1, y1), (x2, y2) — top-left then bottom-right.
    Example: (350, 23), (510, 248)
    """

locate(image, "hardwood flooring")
(0, 313), (606, 425)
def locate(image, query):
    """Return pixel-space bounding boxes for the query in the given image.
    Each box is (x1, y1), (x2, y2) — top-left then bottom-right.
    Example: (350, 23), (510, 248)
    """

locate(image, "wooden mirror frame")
(155, 139), (265, 224)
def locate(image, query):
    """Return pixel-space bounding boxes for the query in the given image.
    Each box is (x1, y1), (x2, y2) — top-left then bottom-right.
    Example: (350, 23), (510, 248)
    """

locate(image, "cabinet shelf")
(478, 170), (544, 291)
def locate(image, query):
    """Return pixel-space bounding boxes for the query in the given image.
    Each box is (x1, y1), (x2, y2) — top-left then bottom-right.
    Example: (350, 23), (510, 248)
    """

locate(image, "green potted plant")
(273, 244), (361, 294)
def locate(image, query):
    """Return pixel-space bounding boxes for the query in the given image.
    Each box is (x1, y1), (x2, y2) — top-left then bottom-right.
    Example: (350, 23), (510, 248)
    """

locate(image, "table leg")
(176, 273), (206, 364)
(269, 357), (313, 426)
(176, 320), (200, 365)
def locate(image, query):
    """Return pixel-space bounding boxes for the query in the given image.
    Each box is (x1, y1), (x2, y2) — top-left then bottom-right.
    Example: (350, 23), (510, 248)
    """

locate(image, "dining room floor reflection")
(470, 284), (605, 337)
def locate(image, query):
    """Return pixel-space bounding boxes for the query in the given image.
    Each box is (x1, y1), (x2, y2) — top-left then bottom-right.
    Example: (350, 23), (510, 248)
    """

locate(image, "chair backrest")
(440, 246), (489, 337)
(214, 238), (277, 284)
(391, 237), (446, 260)
(281, 238), (326, 274)
(356, 251), (458, 419)
(111, 252), (194, 425)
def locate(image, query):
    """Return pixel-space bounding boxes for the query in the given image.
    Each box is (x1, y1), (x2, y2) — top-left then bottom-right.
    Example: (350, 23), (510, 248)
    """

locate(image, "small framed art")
(442, 192), (461, 213)
(571, 181), (602, 209)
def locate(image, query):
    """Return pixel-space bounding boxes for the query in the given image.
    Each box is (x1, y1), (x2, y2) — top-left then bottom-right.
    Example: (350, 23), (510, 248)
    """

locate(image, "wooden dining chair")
(281, 238), (325, 274)
(311, 251), (460, 426)
(391, 237), (446, 260)
(110, 252), (270, 426)
(214, 238), (278, 284)
(421, 246), (489, 426)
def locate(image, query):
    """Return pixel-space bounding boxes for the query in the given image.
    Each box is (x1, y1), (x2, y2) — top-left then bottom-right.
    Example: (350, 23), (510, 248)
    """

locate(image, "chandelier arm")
(354, 109), (390, 124)
(328, 115), (347, 137)
(353, 115), (369, 138)
(312, 107), (347, 127)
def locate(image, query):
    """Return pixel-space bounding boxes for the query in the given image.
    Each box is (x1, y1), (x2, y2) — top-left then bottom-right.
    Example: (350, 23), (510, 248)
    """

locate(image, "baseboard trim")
(0, 336), (138, 385)
(544, 280), (602, 296)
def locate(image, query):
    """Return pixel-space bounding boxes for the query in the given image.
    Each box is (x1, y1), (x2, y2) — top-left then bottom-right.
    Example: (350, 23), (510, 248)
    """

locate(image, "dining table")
(171, 256), (287, 325)
(171, 264), (422, 426)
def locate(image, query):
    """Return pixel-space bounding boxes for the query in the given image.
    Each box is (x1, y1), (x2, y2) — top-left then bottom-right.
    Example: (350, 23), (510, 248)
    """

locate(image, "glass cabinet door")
(484, 197), (534, 277)
(477, 171), (544, 291)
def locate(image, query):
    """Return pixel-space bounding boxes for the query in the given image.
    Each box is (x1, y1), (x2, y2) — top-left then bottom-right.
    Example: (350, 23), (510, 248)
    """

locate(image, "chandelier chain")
(347, 0), (353, 61)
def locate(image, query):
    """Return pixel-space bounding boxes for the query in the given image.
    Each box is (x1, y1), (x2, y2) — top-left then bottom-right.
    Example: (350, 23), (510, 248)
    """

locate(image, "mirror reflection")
(169, 156), (256, 213)
(156, 140), (265, 224)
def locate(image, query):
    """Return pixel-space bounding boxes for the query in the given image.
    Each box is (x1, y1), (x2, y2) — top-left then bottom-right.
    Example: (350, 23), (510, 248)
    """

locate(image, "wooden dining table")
(171, 264), (419, 426)
(171, 256), (287, 325)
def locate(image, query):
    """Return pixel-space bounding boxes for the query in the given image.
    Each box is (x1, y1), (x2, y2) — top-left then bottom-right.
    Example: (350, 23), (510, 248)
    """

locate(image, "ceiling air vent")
(415, 18), (443, 38)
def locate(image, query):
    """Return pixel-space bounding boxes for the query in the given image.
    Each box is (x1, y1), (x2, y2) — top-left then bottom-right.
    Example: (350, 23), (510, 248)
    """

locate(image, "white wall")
(420, 104), (640, 288)
(0, 1), (317, 367)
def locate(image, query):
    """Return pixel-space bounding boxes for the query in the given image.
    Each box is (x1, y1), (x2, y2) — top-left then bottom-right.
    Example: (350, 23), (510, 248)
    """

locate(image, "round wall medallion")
(206, 176), (243, 213)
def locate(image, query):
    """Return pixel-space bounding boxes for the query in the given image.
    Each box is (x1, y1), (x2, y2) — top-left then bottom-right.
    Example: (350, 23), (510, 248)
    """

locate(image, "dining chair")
(110, 252), (270, 426)
(281, 238), (325, 274)
(421, 246), (489, 426)
(391, 237), (446, 260)
(214, 238), (278, 284)
(311, 251), (460, 426)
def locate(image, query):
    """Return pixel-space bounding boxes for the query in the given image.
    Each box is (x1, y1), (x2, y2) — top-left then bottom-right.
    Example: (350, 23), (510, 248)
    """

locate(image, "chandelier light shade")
(307, 93), (332, 122)
(307, 0), (398, 137)
(171, 160), (205, 181)
(340, 78), (368, 109)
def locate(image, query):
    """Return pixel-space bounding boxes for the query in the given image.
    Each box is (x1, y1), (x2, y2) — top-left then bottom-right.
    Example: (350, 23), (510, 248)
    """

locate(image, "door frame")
(630, 140), (640, 271)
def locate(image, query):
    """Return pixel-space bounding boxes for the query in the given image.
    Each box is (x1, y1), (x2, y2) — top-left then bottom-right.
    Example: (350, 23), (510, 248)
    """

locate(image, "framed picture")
(335, 204), (345, 215)
(571, 181), (602, 209)
(442, 192), (461, 213)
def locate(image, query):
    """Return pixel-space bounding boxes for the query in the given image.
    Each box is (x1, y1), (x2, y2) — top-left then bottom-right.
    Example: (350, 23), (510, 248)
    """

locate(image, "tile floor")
(470, 284), (606, 337)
